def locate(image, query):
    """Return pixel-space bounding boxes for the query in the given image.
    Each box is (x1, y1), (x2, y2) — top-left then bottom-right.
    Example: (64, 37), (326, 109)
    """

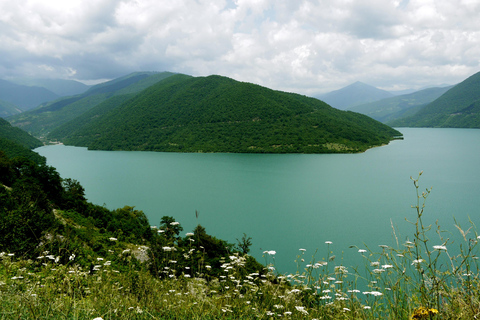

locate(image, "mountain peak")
(316, 81), (394, 110)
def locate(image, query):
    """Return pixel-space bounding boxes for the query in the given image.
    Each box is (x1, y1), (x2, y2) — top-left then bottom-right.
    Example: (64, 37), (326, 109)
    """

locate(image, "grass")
(1, 172), (479, 319)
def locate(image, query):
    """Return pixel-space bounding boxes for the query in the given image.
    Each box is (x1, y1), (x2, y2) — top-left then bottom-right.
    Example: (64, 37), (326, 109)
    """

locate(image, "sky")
(0, 0), (479, 95)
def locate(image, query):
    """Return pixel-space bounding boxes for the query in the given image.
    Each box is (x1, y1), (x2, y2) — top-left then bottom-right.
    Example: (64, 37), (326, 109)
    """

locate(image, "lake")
(35, 128), (480, 274)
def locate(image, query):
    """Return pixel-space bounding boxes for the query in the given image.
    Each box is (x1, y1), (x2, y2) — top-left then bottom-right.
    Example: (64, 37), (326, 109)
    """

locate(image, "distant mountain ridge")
(349, 86), (453, 123)
(316, 81), (394, 110)
(389, 71), (480, 128)
(0, 79), (59, 111)
(52, 74), (401, 154)
(9, 78), (90, 97)
(8, 72), (176, 136)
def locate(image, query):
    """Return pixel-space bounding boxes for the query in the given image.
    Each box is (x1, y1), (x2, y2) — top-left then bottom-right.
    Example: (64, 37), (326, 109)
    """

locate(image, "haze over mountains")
(349, 86), (453, 123)
(0, 78), (90, 117)
(315, 81), (395, 110)
(2, 69), (480, 156)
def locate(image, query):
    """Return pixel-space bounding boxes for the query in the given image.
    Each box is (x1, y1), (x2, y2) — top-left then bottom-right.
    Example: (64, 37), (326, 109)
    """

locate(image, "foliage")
(7, 72), (177, 137)
(0, 117), (43, 149)
(390, 71), (480, 128)
(1, 173), (480, 319)
(55, 74), (401, 153)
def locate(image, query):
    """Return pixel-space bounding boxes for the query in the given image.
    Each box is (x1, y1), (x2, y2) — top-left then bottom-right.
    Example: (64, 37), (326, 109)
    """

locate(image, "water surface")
(36, 128), (480, 273)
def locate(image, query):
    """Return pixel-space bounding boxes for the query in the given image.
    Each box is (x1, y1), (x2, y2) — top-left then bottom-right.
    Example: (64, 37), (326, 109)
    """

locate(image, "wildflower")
(299, 248), (306, 251)
(109, 237), (117, 241)
(170, 221), (180, 226)
(162, 246), (172, 251)
(410, 307), (438, 319)
(363, 306), (371, 309)
(433, 245), (447, 251)
(378, 245), (389, 248)
(92, 318), (104, 320)
(325, 241), (332, 244)
(343, 307), (351, 312)
(382, 264), (393, 269)
(370, 261), (380, 267)
(404, 241), (414, 248)
(186, 232), (194, 236)
(69, 254), (76, 261)
(97, 257), (104, 261)
(263, 250), (276, 255)
(295, 306), (308, 315)
(358, 249), (367, 253)
(411, 259), (424, 265)
(284, 311), (292, 315)
(122, 249), (130, 254)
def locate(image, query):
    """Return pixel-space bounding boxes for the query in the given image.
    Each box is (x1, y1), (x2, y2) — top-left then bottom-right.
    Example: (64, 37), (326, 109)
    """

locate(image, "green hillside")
(8, 72), (176, 137)
(389, 71), (480, 127)
(56, 74), (401, 153)
(0, 99), (22, 118)
(349, 86), (452, 123)
(0, 117), (45, 164)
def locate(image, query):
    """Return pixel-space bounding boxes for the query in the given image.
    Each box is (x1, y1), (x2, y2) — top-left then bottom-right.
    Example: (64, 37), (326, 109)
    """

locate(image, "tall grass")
(1, 172), (479, 319)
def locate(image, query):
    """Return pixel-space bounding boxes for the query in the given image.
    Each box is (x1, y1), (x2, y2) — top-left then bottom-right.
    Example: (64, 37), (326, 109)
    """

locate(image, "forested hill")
(389, 71), (480, 128)
(56, 74), (402, 153)
(8, 72), (176, 137)
(0, 117), (45, 164)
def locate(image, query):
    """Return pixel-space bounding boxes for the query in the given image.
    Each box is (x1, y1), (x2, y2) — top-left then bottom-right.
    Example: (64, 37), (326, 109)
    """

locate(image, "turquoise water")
(36, 128), (480, 274)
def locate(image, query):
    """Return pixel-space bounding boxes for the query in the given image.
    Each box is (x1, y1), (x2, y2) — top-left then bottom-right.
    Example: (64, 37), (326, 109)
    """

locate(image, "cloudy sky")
(1, 0), (479, 95)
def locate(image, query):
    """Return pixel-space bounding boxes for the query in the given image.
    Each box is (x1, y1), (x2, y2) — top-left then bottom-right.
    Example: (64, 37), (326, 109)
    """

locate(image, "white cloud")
(0, 0), (479, 94)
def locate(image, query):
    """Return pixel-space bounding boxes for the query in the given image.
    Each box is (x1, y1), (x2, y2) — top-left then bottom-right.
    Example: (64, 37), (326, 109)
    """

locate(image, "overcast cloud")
(1, 0), (479, 94)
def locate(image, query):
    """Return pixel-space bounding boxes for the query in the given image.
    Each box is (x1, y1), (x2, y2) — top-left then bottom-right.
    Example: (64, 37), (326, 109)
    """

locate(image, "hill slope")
(389, 71), (480, 127)
(0, 117), (45, 164)
(315, 81), (394, 110)
(0, 99), (22, 118)
(57, 75), (401, 154)
(8, 72), (176, 137)
(349, 86), (452, 123)
(0, 79), (59, 111)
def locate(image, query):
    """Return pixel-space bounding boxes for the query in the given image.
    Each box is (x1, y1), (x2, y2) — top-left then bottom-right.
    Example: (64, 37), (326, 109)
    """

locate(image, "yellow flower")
(411, 307), (439, 319)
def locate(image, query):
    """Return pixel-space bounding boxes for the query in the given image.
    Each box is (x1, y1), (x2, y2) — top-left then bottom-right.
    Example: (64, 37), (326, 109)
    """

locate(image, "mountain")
(8, 72), (176, 137)
(389, 71), (480, 128)
(9, 78), (90, 96)
(0, 99), (22, 118)
(0, 117), (45, 164)
(54, 74), (401, 154)
(0, 79), (59, 111)
(315, 81), (394, 110)
(349, 86), (453, 123)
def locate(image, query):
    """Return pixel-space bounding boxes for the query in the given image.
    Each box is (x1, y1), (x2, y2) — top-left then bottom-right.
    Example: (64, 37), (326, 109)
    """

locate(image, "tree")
(159, 216), (183, 243)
